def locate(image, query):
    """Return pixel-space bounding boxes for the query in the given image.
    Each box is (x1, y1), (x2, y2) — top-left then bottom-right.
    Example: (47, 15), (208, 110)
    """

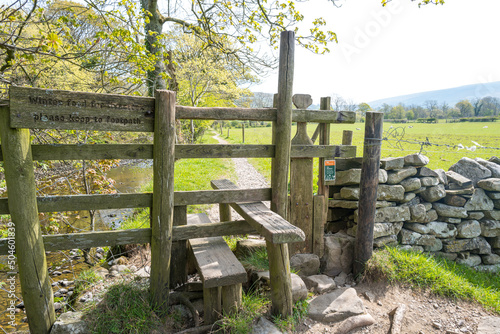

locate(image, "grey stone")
(404, 153), (429, 166)
(442, 237), (492, 254)
(422, 202), (433, 211)
(489, 156), (500, 165)
(333, 169), (387, 186)
(381, 157), (404, 170)
(475, 158), (500, 178)
(489, 236), (500, 248)
(456, 254), (482, 267)
(330, 199), (396, 210)
(404, 222), (430, 234)
(398, 229), (421, 245)
(495, 199), (500, 210)
(457, 220), (481, 238)
(252, 317), (284, 334)
(423, 209), (438, 223)
(400, 178), (421, 192)
(417, 235), (443, 252)
(333, 271), (349, 286)
(377, 185), (405, 201)
(50, 312), (89, 334)
(321, 232), (355, 276)
(432, 203), (468, 218)
(373, 222), (404, 239)
(409, 204), (426, 223)
(340, 187), (360, 200)
(443, 194), (467, 207)
(387, 167), (418, 185)
(413, 186), (427, 194)
(399, 245), (424, 252)
(441, 217), (462, 224)
(477, 178), (500, 192)
(431, 252), (458, 261)
(482, 254), (500, 265)
(420, 184), (446, 202)
(464, 188), (494, 211)
(418, 167), (439, 177)
(235, 239), (267, 257)
(374, 206), (410, 223)
(481, 220), (500, 237)
(476, 264), (500, 274)
(109, 264), (129, 273)
(468, 211), (485, 220)
(401, 192), (416, 203)
(477, 316), (500, 334)
(421, 177), (439, 187)
(303, 275), (336, 294)
(291, 274), (308, 303)
(486, 191), (500, 200)
(373, 235), (398, 248)
(308, 288), (365, 323)
(484, 209), (500, 219)
(449, 157), (492, 186)
(434, 169), (448, 185)
(290, 254), (321, 277)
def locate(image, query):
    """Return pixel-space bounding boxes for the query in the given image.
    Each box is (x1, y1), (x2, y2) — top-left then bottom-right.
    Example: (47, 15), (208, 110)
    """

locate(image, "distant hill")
(369, 81), (500, 109)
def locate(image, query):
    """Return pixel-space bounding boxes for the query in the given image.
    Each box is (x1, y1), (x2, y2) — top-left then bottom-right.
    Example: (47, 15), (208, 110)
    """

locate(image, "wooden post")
(242, 123), (245, 144)
(313, 97), (331, 257)
(342, 130), (353, 145)
(0, 106), (56, 334)
(269, 30), (294, 317)
(150, 90), (176, 311)
(290, 94), (313, 255)
(354, 111), (383, 276)
(204, 287), (221, 323)
(170, 205), (187, 287)
(222, 284), (242, 315)
(219, 202), (232, 223)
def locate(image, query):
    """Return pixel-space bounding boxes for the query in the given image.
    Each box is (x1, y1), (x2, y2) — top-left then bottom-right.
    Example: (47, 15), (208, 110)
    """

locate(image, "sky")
(251, 0), (500, 105)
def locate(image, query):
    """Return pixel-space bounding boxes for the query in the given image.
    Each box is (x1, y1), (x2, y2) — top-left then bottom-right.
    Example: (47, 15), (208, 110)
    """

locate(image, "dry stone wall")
(328, 154), (500, 273)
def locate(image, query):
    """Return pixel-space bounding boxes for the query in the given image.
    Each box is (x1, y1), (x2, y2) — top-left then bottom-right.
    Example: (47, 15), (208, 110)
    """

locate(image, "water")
(0, 161), (153, 332)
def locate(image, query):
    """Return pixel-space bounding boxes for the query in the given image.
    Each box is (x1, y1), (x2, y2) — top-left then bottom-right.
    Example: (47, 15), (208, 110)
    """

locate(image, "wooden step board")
(187, 213), (247, 289)
(210, 179), (305, 244)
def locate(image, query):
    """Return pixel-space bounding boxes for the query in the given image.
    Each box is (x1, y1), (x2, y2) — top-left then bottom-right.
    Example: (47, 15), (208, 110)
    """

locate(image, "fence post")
(150, 90), (176, 312)
(0, 106), (55, 334)
(289, 94), (313, 255)
(269, 30), (294, 317)
(170, 205), (187, 287)
(354, 111), (383, 276)
(342, 130), (353, 146)
(242, 123), (245, 143)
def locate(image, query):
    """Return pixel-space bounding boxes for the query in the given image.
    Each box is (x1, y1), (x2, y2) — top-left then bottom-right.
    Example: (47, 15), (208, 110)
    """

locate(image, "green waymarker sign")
(324, 160), (336, 182)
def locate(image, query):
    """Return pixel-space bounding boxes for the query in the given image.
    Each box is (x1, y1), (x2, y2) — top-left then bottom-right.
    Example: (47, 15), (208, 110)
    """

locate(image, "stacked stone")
(327, 154), (500, 272)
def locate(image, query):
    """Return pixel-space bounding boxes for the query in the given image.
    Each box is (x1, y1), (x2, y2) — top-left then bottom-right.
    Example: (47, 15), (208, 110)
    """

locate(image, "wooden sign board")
(324, 159), (336, 182)
(9, 86), (156, 132)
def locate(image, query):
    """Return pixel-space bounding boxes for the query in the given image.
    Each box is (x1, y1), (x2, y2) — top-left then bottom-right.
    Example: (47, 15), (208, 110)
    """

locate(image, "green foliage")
(71, 269), (101, 304)
(455, 100), (474, 117)
(240, 248), (269, 272)
(218, 292), (270, 334)
(366, 247), (500, 313)
(272, 299), (309, 332)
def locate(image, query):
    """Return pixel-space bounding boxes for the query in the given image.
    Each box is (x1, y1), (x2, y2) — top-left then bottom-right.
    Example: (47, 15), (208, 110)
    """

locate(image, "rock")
(457, 220), (481, 238)
(373, 235), (398, 248)
(377, 185), (405, 201)
(93, 267), (108, 278)
(442, 237), (491, 254)
(456, 254), (482, 267)
(111, 256), (129, 265)
(441, 217), (462, 224)
(51, 271), (62, 276)
(483, 211), (500, 220)
(481, 220), (500, 237)
(422, 202), (432, 211)
(409, 204), (426, 223)
(291, 274), (308, 303)
(443, 194), (467, 207)
(356, 206), (410, 223)
(381, 157), (404, 170)
(235, 239), (266, 257)
(495, 199), (500, 210)
(412, 186), (427, 194)
(464, 188), (494, 211)
(339, 187), (360, 200)
(418, 167), (439, 177)
(432, 203), (468, 218)
(421, 177), (439, 187)
(434, 169), (448, 185)
(134, 266), (150, 278)
(290, 253), (320, 277)
(420, 184), (446, 202)
(321, 232), (355, 276)
(486, 191), (500, 200)
(109, 264), (129, 273)
(336, 313), (376, 334)
(490, 156), (500, 164)
(398, 229), (421, 245)
(449, 157), (492, 186)
(387, 167), (418, 185)
(401, 192), (416, 203)
(477, 316), (500, 334)
(303, 275), (336, 294)
(431, 252), (458, 261)
(252, 317), (284, 334)
(417, 235), (443, 252)
(333, 272), (349, 286)
(482, 254), (500, 265)
(489, 236), (500, 248)
(373, 222), (404, 239)
(476, 264), (500, 274)
(399, 245), (424, 252)
(475, 158), (500, 178)
(400, 178), (421, 192)
(477, 178), (500, 192)
(468, 211), (485, 220)
(404, 153), (429, 166)
(60, 280), (74, 287)
(446, 187), (475, 196)
(308, 288), (365, 322)
(333, 169), (387, 186)
(423, 209), (438, 223)
(329, 200), (395, 210)
(446, 170), (473, 187)
(404, 222), (430, 234)
(363, 291), (376, 302)
(50, 312), (89, 334)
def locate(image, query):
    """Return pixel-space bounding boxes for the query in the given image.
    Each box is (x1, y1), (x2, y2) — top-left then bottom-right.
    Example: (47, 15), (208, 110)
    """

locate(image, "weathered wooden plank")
(0, 220), (256, 255)
(292, 110), (356, 124)
(10, 86), (155, 132)
(0, 144), (355, 161)
(150, 90), (176, 311)
(188, 213), (247, 289)
(0, 106), (56, 333)
(170, 206), (188, 287)
(211, 179), (305, 244)
(176, 105), (276, 121)
(335, 157), (364, 171)
(313, 195), (326, 258)
(203, 287), (221, 324)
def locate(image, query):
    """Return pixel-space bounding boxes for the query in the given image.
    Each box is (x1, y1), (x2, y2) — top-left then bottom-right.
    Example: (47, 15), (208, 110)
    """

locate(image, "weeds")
(218, 292), (270, 334)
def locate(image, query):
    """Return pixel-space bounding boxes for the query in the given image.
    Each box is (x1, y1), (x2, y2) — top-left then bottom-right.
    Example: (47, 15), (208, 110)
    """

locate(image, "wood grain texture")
(211, 179), (305, 244)
(170, 206), (188, 287)
(203, 287), (221, 324)
(292, 109), (356, 123)
(187, 213), (247, 289)
(313, 195), (326, 258)
(0, 106), (56, 333)
(222, 284), (242, 315)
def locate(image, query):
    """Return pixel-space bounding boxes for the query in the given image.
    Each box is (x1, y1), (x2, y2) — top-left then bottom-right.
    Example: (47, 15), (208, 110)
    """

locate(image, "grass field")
(223, 121), (500, 184)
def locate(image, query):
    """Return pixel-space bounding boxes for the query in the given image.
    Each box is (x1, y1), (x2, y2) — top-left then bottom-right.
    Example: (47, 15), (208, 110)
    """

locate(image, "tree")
(406, 109), (415, 120)
(388, 105), (405, 119)
(471, 98), (484, 117)
(424, 100), (439, 118)
(455, 100), (473, 117)
(480, 96), (500, 116)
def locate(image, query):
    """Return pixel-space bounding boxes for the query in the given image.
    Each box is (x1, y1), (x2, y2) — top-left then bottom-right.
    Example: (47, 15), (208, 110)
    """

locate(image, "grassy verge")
(366, 247), (500, 313)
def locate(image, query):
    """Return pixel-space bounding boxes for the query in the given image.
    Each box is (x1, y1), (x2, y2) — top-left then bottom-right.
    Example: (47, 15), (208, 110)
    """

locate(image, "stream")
(0, 161), (153, 332)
